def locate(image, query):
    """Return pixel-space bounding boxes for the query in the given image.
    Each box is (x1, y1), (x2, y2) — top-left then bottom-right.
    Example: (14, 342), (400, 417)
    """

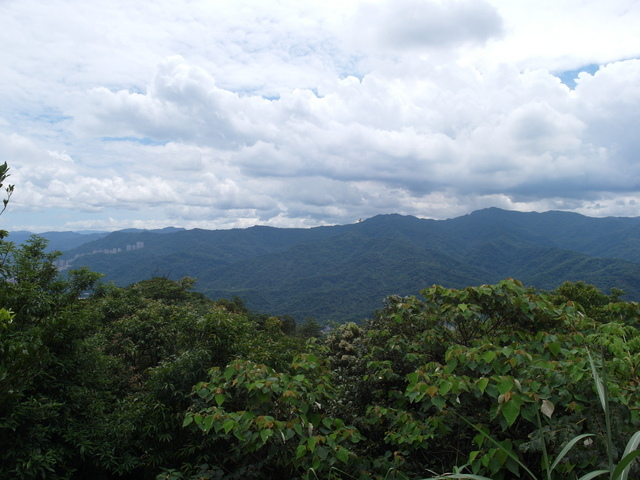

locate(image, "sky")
(1, 0), (640, 233)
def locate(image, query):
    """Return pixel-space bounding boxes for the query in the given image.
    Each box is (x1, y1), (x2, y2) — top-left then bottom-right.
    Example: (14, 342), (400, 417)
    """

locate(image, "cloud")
(348, 0), (504, 52)
(38, 53), (640, 226)
(3, 1), (640, 232)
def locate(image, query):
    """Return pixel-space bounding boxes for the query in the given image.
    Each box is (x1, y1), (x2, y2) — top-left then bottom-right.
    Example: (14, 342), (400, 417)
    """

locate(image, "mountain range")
(10, 208), (640, 323)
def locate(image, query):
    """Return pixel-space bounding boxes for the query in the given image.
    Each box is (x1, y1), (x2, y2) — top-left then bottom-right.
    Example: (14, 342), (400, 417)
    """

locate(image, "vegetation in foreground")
(2, 233), (639, 479)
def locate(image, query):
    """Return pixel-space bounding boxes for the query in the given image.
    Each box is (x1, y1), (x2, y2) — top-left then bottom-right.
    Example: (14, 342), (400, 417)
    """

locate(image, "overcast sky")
(1, 0), (640, 232)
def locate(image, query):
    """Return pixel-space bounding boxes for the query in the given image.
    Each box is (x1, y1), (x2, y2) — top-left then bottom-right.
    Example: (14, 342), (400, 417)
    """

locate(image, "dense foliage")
(1, 215), (639, 477)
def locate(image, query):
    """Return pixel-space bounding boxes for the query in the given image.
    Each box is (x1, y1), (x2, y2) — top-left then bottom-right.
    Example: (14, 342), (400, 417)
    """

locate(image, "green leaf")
(482, 350), (496, 364)
(501, 400), (520, 427)
(223, 420), (236, 434)
(497, 378), (514, 395)
(336, 447), (349, 464)
(308, 436), (319, 452)
(296, 444), (307, 459)
(203, 415), (215, 433)
(440, 380), (453, 395)
(215, 394), (225, 406)
(548, 342), (561, 356)
(477, 377), (489, 394)
(432, 396), (446, 410)
(260, 428), (273, 444)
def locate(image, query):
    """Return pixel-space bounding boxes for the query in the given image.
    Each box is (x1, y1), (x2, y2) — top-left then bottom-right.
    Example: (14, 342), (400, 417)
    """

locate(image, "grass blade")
(587, 350), (606, 411)
(618, 430), (640, 480)
(549, 434), (595, 473)
(575, 470), (610, 480)
(612, 445), (640, 480)
(420, 475), (493, 480)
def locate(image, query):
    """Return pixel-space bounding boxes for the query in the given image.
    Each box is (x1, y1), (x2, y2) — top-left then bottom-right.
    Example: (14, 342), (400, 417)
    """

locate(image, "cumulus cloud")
(2, 0), (640, 232)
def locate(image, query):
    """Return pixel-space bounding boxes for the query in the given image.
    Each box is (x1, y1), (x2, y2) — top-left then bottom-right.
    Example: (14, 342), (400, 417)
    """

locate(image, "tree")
(297, 317), (322, 339)
(0, 161), (14, 230)
(0, 237), (117, 479)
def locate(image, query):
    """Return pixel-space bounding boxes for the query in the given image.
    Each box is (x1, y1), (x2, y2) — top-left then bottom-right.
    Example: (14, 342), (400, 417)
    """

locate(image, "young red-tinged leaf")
(426, 385), (439, 398)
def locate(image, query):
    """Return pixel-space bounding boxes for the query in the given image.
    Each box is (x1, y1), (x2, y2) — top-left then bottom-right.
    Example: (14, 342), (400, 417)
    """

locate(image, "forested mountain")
(7, 230), (110, 252)
(15, 207), (640, 323)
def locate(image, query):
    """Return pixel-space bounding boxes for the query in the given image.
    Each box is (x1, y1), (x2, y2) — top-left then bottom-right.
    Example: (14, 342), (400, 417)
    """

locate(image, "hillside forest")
(2, 163), (640, 479)
(31, 203), (640, 325)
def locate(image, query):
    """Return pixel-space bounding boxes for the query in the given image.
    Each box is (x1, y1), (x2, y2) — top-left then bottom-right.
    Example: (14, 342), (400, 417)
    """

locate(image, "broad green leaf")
(203, 415), (215, 433)
(295, 444), (306, 459)
(215, 394), (225, 406)
(308, 436), (319, 452)
(432, 396), (446, 410)
(548, 342), (561, 356)
(223, 420), (236, 434)
(260, 428), (273, 444)
(440, 380), (453, 395)
(482, 350), (496, 364)
(336, 447), (349, 464)
(501, 400), (520, 427)
(497, 378), (514, 395)
(476, 377), (489, 394)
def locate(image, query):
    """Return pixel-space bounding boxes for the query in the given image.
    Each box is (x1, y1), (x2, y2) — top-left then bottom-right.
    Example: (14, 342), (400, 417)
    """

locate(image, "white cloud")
(2, 0), (640, 232)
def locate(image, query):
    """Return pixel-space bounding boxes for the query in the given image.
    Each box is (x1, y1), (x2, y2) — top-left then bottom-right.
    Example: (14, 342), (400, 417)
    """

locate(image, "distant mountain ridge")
(10, 208), (640, 323)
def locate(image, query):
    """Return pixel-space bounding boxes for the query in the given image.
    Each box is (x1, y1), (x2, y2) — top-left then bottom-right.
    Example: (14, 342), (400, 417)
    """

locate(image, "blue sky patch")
(556, 64), (600, 89)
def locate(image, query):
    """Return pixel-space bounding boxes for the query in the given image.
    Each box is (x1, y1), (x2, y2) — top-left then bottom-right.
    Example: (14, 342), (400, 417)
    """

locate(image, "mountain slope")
(36, 208), (640, 322)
